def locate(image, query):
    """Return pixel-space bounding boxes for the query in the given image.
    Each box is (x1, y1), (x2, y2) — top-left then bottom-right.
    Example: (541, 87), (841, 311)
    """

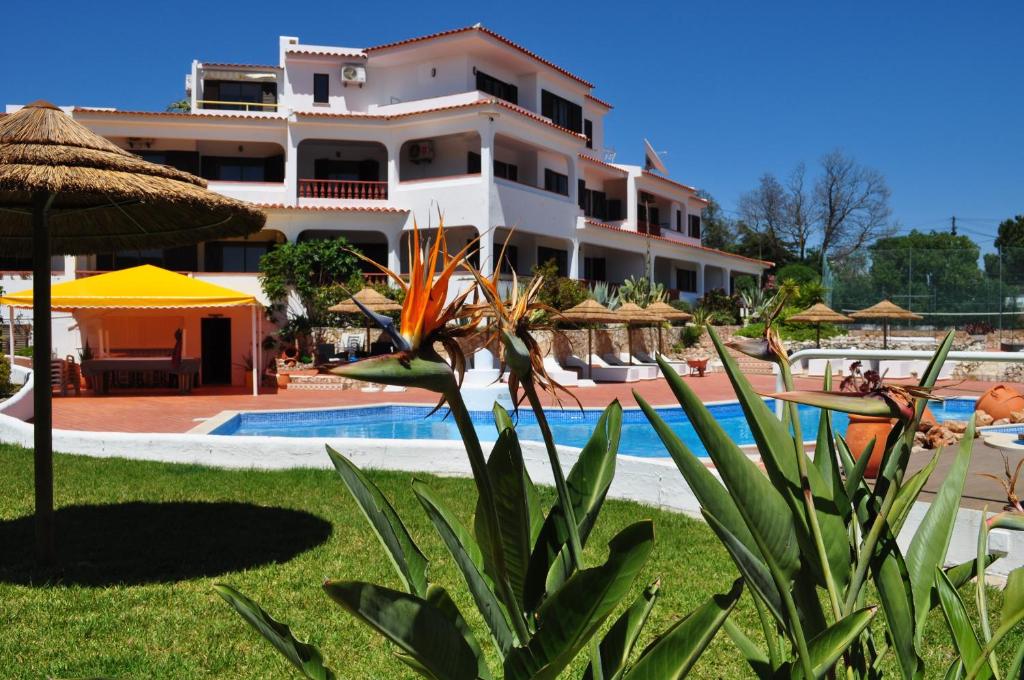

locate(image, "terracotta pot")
(276, 373), (290, 388)
(846, 405), (936, 479)
(976, 384), (1024, 421)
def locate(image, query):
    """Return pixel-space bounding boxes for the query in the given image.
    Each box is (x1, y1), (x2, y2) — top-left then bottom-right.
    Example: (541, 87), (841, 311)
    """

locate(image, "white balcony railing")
(298, 179), (388, 200)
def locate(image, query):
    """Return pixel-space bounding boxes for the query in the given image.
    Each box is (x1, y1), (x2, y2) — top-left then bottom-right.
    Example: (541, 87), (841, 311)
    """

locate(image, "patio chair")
(542, 356), (580, 387)
(565, 354), (643, 383)
(602, 353), (659, 380)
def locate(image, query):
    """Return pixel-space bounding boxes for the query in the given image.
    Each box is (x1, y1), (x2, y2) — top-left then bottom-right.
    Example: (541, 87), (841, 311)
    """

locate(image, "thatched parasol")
(849, 299), (922, 349)
(329, 287), (402, 352)
(787, 302), (853, 348)
(645, 300), (693, 355)
(0, 101), (265, 566)
(558, 299), (618, 379)
(617, 302), (660, 363)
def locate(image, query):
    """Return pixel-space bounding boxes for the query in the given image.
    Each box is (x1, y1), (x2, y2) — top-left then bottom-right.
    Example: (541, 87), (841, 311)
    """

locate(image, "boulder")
(993, 418), (1011, 426)
(945, 420), (968, 434)
(975, 410), (994, 427)
(1011, 410), (1024, 424)
(925, 425), (958, 449)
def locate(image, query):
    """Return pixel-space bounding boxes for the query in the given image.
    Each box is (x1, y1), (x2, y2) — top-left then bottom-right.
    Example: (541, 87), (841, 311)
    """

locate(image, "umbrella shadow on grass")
(0, 501), (332, 587)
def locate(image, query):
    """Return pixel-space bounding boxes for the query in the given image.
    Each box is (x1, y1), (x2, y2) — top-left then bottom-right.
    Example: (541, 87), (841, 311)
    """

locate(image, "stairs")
(723, 346), (776, 375)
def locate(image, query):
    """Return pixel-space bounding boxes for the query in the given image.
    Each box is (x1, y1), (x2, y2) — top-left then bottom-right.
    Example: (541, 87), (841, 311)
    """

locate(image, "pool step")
(285, 374), (357, 390)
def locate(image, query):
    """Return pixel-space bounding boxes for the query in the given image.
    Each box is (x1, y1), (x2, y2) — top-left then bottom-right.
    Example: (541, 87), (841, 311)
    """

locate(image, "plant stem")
(445, 387), (533, 643)
(842, 473), (901, 615)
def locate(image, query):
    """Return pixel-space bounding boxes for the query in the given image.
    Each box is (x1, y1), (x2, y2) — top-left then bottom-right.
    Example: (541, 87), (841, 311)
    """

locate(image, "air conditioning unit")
(408, 140), (434, 164)
(341, 63), (366, 86)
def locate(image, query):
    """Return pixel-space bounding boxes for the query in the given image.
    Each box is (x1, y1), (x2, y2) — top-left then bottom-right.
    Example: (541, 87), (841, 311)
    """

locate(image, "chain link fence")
(825, 247), (1024, 339)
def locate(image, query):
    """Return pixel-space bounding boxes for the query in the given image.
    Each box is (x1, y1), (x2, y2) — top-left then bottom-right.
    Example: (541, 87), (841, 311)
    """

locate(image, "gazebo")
(558, 299), (618, 379)
(329, 288), (402, 352)
(787, 302), (853, 348)
(1, 265), (261, 395)
(850, 299), (922, 349)
(0, 101), (264, 565)
(645, 300), (693, 355)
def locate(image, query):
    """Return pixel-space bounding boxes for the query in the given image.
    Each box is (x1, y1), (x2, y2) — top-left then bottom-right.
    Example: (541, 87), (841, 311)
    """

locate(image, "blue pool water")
(210, 397), (979, 459)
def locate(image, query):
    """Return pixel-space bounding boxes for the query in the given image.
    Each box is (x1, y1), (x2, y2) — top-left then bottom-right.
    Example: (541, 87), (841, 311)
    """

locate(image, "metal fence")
(825, 247), (1024, 336)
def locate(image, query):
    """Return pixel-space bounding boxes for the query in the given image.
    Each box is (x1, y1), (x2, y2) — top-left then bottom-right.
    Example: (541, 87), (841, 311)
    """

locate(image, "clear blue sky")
(4, 1), (1021, 248)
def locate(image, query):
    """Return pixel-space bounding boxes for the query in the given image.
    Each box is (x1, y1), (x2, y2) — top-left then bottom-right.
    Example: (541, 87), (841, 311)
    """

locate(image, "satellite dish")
(643, 138), (668, 175)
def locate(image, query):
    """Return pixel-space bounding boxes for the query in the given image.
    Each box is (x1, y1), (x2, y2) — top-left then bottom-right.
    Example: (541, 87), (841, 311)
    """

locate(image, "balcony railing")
(637, 220), (662, 237)
(298, 179), (389, 200)
(196, 100), (279, 112)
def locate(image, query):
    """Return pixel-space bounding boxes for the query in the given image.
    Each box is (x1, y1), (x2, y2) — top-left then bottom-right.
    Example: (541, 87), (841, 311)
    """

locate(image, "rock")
(1011, 410), (1024, 424)
(926, 425), (958, 449)
(913, 431), (929, 448)
(993, 418), (1011, 426)
(975, 410), (994, 427)
(945, 420), (968, 434)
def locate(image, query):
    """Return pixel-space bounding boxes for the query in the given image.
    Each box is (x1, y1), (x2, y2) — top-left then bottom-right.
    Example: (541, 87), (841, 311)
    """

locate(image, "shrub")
(0, 354), (12, 397)
(680, 324), (704, 348)
(736, 320), (844, 342)
(531, 259), (588, 310)
(669, 299), (692, 313)
(14, 345), (32, 358)
(696, 288), (740, 324)
(775, 262), (819, 285)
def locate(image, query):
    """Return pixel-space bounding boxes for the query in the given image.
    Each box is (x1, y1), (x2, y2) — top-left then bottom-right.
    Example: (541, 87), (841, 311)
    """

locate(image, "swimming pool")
(209, 397), (979, 459)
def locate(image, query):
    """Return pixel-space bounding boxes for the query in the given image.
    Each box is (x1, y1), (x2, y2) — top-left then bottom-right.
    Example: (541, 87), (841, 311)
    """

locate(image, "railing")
(195, 100), (279, 112)
(637, 220), (661, 237)
(298, 179), (389, 200)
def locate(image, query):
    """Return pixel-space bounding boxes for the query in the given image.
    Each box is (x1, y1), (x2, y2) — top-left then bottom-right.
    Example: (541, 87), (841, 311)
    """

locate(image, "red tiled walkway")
(49, 374), (1002, 434)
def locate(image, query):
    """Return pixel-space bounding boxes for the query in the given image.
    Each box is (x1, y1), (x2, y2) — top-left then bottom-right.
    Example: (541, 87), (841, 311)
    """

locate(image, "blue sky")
(4, 1), (1021, 248)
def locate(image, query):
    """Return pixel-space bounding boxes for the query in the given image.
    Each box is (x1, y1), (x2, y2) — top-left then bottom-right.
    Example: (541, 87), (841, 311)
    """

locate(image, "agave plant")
(215, 220), (740, 679)
(618, 276), (665, 307)
(589, 281), (620, 310)
(638, 327), (1023, 678)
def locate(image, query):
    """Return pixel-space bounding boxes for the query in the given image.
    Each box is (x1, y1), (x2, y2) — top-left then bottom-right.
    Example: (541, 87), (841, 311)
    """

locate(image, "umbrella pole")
(250, 304), (258, 397)
(32, 192), (55, 567)
(883, 319), (888, 350)
(816, 323), (821, 349)
(627, 324), (633, 363)
(365, 320), (371, 356)
(587, 327), (592, 380)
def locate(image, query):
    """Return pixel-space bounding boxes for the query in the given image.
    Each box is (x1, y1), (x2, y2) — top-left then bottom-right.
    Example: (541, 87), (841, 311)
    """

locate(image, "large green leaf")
(703, 511), (784, 626)
(326, 446), (428, 597)
(929, 555), (998, 611)
(583, 580), (660, 680)
(214, 584), (335, 680)
(935, 567), (992, 680)
(789, 606), (878, 680)
(964, 568), (1024, 679)
(504, 521), (655, 680)
(492, 403), (544, 545)
(323, 581), (482, 680)
(425, 585), (493, 680)
(524, 401), (622, 612)
(987, 512), (1024, 531)
(906, 418), (975, 647)
(889, 449), (940, 536)
(624, 579), (742, 679)
(723, 618), (773, 679)
(413, 479), (517, 656)
(475, 428), (537, 613)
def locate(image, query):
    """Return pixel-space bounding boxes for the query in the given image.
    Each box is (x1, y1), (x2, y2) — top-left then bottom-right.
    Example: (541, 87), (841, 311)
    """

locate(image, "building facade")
(3, 25), (769, 382)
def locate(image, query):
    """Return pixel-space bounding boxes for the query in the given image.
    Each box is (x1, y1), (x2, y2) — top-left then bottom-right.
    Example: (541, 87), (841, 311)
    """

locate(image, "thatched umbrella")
(617, 302), (659, 364)
(645, 300), (693, 355)
(787, 302), (853, 348)
(849, 299), (922, 350)
(0, 101), (265, 565)
(558, 299), (618, 379)
(329, 288), (402, 353)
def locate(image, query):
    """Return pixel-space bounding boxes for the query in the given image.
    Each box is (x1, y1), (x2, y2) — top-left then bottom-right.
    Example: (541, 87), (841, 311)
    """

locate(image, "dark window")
(135, 150), (200, 175)
(676, 210), (683, 230)
(351, 243), (388, 273)
(578, 179), (587, 210)
(200, 156), (284, 182)
(313, 158), (380, 181)
(583, 257), (606, 282)
(498, 245), (519, 274)
(205, 241), (276, 273)
(584, 119), (593, 149)
(607, 199), (622, 220)
(0, 253), (61, 271)
(578, 181), (609, 220)
(203, 80), (277, 110)
(537, 246), (568, 276)
(96, 245), (198, 272)
(494, 160), (518, 181)
(544, 169), (569, 196)
(313, 73), (330, 103)
(638, 204), (660, 227)
(688, 214), (701, 239)
(541, 90), (583, 132)
(475, 70), (518, 104)
(677, 269), (697, 293)
(467, 151), (481, 174)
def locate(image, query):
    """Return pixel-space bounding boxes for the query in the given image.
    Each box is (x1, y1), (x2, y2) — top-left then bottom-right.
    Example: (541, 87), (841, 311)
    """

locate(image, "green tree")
(166, 99), (191, 113)
(259, 238), (364, 329)
(988, 215), (1024, 285)
(697, 190), (736, 251)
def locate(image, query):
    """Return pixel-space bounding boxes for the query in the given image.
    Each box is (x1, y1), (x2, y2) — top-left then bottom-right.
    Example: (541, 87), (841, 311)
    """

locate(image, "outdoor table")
(82, 357), (200, 394)
(982, 432), (1024, 455)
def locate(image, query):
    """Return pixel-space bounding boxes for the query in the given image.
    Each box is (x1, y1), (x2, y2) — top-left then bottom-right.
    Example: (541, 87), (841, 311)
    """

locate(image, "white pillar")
(386, 140), (400, 196)
(568, 238), (581, 280)
(284, 128), (300, 206)
(250, 305), (258, 396)
(386, 228), (402, 276)
(697, 263), (706, 296)
(63, 255), (75, 278)
(725, 268), (733, 294)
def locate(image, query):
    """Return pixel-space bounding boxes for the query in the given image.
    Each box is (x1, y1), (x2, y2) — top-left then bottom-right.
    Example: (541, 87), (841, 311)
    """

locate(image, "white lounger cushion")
(564, 355), (643, 382)
(602, 353), (658, 380)
(541, 356), (579, 387)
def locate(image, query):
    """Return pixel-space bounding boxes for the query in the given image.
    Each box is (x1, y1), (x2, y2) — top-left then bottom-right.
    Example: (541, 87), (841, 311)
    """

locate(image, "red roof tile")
(285, 47), (367, 58)
(585, 93), (613, 109)
(200, 62), (281, 70)
(72, 107), (286, 121)
(584, 219), (772, 267)
(366, 25), (594, 88)
(254, 204), (408, 213)
(578, 154), (628, 174)
(641, 170), (703, 197)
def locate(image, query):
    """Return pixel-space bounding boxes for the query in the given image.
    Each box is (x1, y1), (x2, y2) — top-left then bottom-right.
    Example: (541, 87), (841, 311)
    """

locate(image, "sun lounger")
(633, 350), (688, 376)
(564, 354), (643, 383)
(542, 356), (580, 387)
(602, 353), (659, 380)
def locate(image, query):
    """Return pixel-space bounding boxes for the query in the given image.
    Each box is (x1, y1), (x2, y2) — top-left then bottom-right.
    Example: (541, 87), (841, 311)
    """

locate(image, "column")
(284, 127), (300, 206)
(62, 255), (75, 279)
(697, 263), (706, 297)
(479, 125), (495, 230)
(386, 228), (402, 276)
(725, 268), (733, 294)
(385, 139), (400, 197)
(568, 238), (581, 280)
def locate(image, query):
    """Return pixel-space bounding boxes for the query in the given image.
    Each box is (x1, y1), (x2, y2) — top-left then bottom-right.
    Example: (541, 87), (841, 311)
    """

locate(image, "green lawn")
(0, 444), (1017, 679)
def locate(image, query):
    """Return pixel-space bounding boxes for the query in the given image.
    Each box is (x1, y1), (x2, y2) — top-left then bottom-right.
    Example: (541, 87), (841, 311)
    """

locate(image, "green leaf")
(975, 511), (997, 674)
(932, 556), (998, 611)
(790, 606), (878, 680)
(504, 521), (655, 680)
(723, 618), (773, 679)
(326, 446), (428, 598)
(329, 352), (456, 392)
(583, 580), (660, 680)
(475, 428), (535, 613)
(425, 585), (493, 680)
(323, 581), (481, 680)
(703, 511), (784, 626)
(493, 403), (545, 546)
(935, 567), (992, 680)
(625, 579), (743, 679)
(987, 512), (1024, 531)
(770, 390), (898, 418)
(889, 449), (940, 536)
(214, 583), (336, 680)
(906, 417), (975, 647)
(965, 568), (1024, 680)
(413, 479), (517, 656)
(525, 401), (622, 611)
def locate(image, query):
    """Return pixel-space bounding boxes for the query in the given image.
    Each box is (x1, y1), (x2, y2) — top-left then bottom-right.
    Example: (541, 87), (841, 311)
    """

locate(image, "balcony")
(637, 220), (662, 237)
(298, 179), (388, 200)
(195, 99), (279, 113)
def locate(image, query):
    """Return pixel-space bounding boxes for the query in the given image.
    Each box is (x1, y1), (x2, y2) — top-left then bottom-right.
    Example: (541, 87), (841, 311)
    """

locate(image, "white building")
(3, 25), (769, 384)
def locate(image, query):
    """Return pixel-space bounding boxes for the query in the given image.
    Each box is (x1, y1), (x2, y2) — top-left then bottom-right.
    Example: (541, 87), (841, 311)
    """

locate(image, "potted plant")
(235, 352), (254, 390)
(78, 340), (94, 389)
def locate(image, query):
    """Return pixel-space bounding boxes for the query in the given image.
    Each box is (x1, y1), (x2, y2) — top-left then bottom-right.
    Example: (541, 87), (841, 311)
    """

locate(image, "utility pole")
(951, 215), (957, 236)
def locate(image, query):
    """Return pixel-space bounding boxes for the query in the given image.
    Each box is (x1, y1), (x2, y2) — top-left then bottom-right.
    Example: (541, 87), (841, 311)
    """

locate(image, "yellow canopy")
(0, 264), (257, 310)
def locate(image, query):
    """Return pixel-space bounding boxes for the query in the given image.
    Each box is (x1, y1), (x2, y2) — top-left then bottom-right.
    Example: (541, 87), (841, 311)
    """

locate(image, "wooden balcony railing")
(298, 179), (389, 200)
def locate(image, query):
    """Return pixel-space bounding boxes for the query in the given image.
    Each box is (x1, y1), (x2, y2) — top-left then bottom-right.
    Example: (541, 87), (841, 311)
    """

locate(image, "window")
(475, 70), (518, 104)
(499, 245), (519, 274)
(134, 150), (200, 175)
(494, 160), (518, 181)
(688, 214), (701, 239)
(607, 199), (622, 221)
(201, 156), (284, 182)
(677, 268), (697, 293)
(313, 73), (330, 104)
(578, 181), (609, 220)
(467, 151), (481, 174)
(544, 169), (569, 196)
(204, 241), (275, 273)
(583, 257), (606, 282)
(541, 90), (583, 132)
(96, 245), (198, 272)
(313, 158), (379, 181)
(537, 246), (568, 276)
(578, 180), (587, 210)
(202, 80), (277, 110)
(584, 119), (593, 149)
(676, 210), (683, 231)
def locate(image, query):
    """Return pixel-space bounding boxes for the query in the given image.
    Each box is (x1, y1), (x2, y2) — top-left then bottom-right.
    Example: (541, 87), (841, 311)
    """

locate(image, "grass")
(0, 444), (1019, 679)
